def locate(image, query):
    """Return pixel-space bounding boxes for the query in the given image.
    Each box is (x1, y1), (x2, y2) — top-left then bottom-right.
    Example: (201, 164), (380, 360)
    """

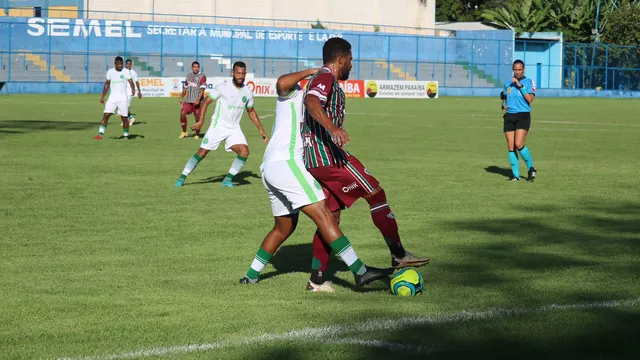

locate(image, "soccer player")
(501, 59), (537, 182)
(121, 59), (142, 126)
(174, 61), (268, 188)
(94, 56), (135, 140)
(302, 38), (429, 291)
(179, 61), (207, 139)
(240, 68), (394, 289)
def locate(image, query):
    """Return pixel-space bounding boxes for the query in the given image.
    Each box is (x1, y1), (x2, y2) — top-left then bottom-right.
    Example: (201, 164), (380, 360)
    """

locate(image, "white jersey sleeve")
(208, 83), (223, 100)
(131, 69), (138, 83)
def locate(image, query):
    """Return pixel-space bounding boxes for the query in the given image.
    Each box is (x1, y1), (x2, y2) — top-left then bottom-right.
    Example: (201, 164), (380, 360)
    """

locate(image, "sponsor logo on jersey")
(342, 182), (358, 193)
(120, 74), (124, 79)
(202, 138), (209, 144)
(314, 180), (322, 191)
(387, 212), (395, 219)
(242, 96), (247, 103)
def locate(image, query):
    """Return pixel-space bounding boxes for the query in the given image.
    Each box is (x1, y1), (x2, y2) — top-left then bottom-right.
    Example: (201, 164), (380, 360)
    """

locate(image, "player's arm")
(128, 79), (136, 96)
(244, 94), (268, 143)
(304, 73), (349, 147)
(276, 68), (318, 97)
(522, 79), (535, 104)
(179, 78), (187, 105)
(246, 107), (268, 144)
(100, 80), (110, 104)
(195, 75), (206, 106)
(191, 95), (213, 132)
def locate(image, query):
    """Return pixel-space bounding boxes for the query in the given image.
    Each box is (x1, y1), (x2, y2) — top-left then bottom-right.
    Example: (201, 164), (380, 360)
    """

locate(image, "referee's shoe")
(527, 167), (537, 182)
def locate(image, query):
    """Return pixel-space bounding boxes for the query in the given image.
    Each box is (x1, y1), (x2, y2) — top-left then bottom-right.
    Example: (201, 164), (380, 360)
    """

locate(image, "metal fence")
(0, 19), (639, 90)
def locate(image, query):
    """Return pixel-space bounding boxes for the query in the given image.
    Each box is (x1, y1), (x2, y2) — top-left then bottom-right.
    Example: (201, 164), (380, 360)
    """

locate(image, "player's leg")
(309, 206), (341, 291)
(128, 96), (136, 126)
(120, 116), (130, 139)
(241, 214), (299, 284)
(221, 131), (250, 188)
(175, 147), (210, 186)
(301, 202), (394, 288)
(515, 114), (536, 182)
(95, 99), (116, 139)
(192, 106), (201, 139)
(504, 114), (520, 180)
(175, 125), (225, 186)
(179, 104), (191, 138)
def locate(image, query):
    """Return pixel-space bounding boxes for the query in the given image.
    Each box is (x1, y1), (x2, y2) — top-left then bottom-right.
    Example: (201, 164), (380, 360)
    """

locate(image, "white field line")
(56, 297), (640, 360)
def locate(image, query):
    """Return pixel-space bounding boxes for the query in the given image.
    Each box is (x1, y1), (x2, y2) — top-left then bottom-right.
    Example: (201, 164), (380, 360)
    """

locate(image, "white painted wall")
(85, 0), (436, 32)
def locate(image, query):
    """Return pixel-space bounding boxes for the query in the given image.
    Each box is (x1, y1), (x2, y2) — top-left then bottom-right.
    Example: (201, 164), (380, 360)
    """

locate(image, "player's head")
(125, 59), (132, 70)
(114, 56), (124, 71)
(322, 37), (352, 81)
(513, 60), (525, 79)
(232, 61), (247, 87)
(192, 61), (200, 74)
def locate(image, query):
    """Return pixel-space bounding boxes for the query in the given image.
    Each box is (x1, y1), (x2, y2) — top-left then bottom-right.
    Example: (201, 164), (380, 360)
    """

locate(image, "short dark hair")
(125, 59), (132, 64)
(233, 61), (246, 70)
(322, 37), (351, 64)
(115, 56), (123, 63)
(192, 61), (200, 67)
(513, 59), (525, 67)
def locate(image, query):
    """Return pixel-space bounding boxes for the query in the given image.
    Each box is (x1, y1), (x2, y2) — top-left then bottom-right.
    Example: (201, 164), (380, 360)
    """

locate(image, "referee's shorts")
(503, 112), (531, 132)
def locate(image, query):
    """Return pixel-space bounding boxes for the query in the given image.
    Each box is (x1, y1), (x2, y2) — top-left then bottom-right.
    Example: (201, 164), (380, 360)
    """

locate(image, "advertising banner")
(364, 80), (439, 99)
(138, 77), (438, 99)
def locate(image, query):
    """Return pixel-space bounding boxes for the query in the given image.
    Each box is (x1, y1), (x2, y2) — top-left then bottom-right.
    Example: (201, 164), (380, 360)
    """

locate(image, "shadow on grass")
(485, 165), (513, 178)
(0, 120), (96, 135)
(111, 134), (145, 140)
(186, 171), (261, 186)
(260, 243), (387, 292)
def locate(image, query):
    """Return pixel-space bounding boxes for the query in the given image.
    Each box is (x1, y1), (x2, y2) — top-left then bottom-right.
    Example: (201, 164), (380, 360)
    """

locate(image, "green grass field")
(1, 94), (639, 360)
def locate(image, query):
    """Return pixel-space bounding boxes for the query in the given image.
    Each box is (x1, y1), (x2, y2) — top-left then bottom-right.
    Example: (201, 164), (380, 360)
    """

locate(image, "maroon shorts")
(181, 103), (201, 117)
(308, 156), (380, 213)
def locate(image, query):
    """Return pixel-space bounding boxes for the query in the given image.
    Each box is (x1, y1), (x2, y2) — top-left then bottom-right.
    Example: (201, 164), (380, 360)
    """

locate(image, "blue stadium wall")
(0, 17), (514, 80)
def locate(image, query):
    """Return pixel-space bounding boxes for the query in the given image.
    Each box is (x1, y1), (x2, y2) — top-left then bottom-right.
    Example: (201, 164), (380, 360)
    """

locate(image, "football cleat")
(527, 167), (537, 182)
(392, 251), (430, 268)
(194, 134), (200, 140)
(179, 132), (188, 139)
(174, 178), (185, 187)
(508, 176), (520, 182)
(239, 276), (258, 284)
(221, 179), (234, 188)
(93, 135), (103, 140)
(306, 280), (335, 293)
(354, 266), (395, 287)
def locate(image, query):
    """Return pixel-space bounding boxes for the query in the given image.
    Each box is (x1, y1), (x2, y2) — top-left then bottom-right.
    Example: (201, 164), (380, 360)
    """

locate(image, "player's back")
(209, 81), (254, 129)
(262, 85), (304, 164)
(107, 68), (131, 100)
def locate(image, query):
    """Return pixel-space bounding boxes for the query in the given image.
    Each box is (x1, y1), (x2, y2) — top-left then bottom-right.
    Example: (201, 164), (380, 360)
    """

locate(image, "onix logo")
(342, 182), (358, 193)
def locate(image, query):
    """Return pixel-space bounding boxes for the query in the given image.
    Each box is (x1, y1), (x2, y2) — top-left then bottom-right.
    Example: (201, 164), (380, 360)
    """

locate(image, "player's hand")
(329, 128), (349, 147)
(512, 77), (521, 88)
(100, 98), (105, 104)
(502, 105), (508, 111)
(191, 121), (204, 132)
(260, 131), (269, 144)
(137, 92), (142, 99)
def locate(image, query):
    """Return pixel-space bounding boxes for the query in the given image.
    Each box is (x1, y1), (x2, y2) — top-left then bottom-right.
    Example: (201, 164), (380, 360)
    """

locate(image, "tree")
(601, 3), (640, 90)
(311, 19), (326, 30)
(480, 0), (557, 35)
(436, 0), (512, 22)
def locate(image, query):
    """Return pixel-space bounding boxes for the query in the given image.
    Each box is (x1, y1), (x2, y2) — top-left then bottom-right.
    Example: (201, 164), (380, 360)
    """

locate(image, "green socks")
(246, 247), (273, 280)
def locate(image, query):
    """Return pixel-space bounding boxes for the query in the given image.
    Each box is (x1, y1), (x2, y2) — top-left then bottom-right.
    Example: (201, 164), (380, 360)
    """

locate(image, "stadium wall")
(4, 82), (640, 98)
(0, 16), (514, 82)
(85, 0), (436, 30)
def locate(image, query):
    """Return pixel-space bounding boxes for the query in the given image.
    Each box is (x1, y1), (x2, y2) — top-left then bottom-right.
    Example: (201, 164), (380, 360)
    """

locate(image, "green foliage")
(311, 19), (326, 30)
(480, 0), (557, 35)
(436, 0), (512, 22)
(601, 3), (640, 90)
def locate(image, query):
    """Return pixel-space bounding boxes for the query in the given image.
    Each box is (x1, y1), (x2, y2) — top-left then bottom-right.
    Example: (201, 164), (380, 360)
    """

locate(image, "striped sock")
(181, 153), (202, 178)
(329, 235), (366, 275)
(224, 156), (247, 182)
(98, 125), (106, 136)
(246, 247), (273, 280)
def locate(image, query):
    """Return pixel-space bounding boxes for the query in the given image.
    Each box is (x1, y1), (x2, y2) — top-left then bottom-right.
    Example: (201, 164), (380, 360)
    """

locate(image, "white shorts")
(260, 160), (326, 216)
(200, 126), (247, 152)
(104, 97), (129, 116)
(116, 95), (133, 117)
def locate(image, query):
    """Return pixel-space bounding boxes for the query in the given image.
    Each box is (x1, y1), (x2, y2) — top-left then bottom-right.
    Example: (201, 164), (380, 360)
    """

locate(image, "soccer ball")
(390, 268), (424, 296)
